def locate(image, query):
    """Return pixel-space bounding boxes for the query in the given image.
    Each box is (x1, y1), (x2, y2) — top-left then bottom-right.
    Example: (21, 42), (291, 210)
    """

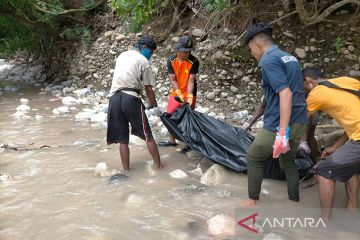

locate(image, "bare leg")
(317, 175), (335, 221)
(119, 143), (130, 171)
(169, 134), (176, 144)
(146, 140), (163, 169)
(345, 175), (359, 209)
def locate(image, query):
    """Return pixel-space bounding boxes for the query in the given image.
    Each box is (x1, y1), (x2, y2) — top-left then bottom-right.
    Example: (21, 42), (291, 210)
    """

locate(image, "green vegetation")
(334, 36), (344, 54)
(110, 0), (169, 32)
(0, 0), (104, 57)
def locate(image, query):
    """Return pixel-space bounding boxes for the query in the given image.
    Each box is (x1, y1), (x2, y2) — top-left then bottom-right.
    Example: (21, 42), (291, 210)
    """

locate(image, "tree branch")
(33, 0), (105, 15)
(295, 0), (360, 25)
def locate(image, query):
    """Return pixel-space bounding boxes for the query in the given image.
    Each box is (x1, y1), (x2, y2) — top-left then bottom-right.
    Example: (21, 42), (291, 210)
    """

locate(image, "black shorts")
(107, 91), (153, 144)
(315, 140), (360, 182)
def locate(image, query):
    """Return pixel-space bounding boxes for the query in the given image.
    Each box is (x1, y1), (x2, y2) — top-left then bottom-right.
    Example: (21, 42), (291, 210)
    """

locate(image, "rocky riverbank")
(3, 17), (356, 145)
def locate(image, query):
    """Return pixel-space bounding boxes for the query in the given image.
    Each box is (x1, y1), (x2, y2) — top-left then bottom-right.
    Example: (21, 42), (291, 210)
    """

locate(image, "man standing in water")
(158, 35), (199, 152)
(107, 35), (163, 171)
(242, 22), (307, 206)
(302, 67), (360, 221)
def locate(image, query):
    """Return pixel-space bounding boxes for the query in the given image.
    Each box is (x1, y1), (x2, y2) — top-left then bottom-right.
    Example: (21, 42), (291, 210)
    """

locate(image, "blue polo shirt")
(259, 45), (307, 131)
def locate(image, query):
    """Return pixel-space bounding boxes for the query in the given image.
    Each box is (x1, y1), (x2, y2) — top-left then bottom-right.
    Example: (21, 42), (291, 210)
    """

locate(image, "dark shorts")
(315, 140), (360, 182)
(107, 91), (153, 144)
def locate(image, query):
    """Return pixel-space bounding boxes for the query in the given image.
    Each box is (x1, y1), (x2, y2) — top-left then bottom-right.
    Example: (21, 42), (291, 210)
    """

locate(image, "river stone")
(207, 214), (235, 236)
(295, 48), (306, 59)
(170, 169), (188, 179)
(349, 70), (360, 77)
(200, 164), (226, 186)
(62, 96), (77, 106)
(206, 92), (216, 100)
(16, 105), (30, 112)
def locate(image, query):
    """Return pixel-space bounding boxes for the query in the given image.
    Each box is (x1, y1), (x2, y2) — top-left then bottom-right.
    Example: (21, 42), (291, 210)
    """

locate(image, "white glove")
(153, 107), (164, 117)
(298, 140), (311, 154)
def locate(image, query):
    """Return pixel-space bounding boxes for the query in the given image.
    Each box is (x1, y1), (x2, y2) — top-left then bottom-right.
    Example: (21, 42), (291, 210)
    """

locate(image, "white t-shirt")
(109, 50), (155, 98)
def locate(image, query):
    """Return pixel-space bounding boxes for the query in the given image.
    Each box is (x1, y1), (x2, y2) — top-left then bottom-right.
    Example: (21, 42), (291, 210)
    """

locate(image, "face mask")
(140, 48), (152, 60)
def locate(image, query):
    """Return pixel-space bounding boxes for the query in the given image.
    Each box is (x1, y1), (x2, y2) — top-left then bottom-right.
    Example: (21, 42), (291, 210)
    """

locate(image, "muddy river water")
(0, 81), (358, 240)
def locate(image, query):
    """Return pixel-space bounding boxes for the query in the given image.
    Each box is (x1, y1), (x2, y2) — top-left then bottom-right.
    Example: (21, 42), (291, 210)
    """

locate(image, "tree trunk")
(295, 0), (360, 26)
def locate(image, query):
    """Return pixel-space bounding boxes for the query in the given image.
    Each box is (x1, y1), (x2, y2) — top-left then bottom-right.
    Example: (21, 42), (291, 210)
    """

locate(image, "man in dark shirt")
(242, 22), (307, 206)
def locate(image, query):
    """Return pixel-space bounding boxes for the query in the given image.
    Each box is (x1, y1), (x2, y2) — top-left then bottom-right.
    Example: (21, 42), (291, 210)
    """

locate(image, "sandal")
(158, 141), (178, 147)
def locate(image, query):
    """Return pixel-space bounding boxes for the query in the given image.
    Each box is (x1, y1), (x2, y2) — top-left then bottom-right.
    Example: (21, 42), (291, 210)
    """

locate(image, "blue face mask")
(140, 48), (152, 60)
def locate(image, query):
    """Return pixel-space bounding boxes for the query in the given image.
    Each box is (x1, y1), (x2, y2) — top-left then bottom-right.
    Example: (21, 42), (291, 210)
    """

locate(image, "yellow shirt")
(306, 77), (360, 140)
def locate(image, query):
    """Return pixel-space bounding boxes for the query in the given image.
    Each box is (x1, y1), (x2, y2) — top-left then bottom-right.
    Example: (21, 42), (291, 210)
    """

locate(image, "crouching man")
(303, 67), (360, 221)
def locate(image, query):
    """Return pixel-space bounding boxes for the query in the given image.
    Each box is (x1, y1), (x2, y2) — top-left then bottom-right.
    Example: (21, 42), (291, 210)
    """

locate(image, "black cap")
(136, 35), (157, 50)
(175, 36), (195, 52)
(244, 22), (273, 44)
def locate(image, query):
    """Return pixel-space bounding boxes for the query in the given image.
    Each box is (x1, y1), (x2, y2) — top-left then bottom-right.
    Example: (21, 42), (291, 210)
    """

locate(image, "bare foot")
(154, 163), (164, 170)
(320, 210), (332, 222)
(240, 199), (257, 207)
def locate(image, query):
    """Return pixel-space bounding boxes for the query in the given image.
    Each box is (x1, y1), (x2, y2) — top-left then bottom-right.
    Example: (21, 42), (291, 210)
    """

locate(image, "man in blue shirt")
(242, 22), (307, 206)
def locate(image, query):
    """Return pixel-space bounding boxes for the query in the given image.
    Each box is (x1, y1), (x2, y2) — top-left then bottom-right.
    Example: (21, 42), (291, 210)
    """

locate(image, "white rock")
(16, 105), (30, 112)
(233, 110), (249, 119)
(348, 45), (355, 52)
(95, 162), (107, 173)
(76, 98), (90, 105)
(20, 98), (29, 105)
(195, 106), (210, 114)
(52, 106), (70, 115)
(207, 214), (235, 236)
(12, 111), (28, 119)
(208, 112), (216, 118)
(74, 88), (91, 96)
(170, 169), (188, 179)
(230, 86), (238, 93)
(90, 112), (107, 123)
(206, 92), (216, 100)
(160, 127), (168, 135)
(295, 48), (306, 59)
(62, 96), (77, 106)
(200, 164), (226, 186)
(192, 28), (205, 37)
(75, 108), (95, 121)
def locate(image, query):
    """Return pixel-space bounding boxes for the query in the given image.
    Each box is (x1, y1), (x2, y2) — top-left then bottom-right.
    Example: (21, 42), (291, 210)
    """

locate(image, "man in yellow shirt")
(302, 67), (360, 221)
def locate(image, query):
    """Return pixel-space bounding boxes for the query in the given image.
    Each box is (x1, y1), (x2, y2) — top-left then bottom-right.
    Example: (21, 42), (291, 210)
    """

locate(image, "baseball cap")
(175, 36), (195, 52)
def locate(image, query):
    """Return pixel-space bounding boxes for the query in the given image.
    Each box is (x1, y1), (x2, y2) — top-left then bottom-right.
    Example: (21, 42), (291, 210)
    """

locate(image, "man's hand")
(298, 140), (311, 154)
(153, 106), (164, 117)
(175, 89), (184, 102)
(186, 93), (193, 105)
(321, 146), (336, 159)
(241, 122), (252, 132)
(273, 127), (290, 158)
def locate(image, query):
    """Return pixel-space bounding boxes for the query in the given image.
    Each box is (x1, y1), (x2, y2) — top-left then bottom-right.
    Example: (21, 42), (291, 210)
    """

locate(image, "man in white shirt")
(107, 35), (163, 171)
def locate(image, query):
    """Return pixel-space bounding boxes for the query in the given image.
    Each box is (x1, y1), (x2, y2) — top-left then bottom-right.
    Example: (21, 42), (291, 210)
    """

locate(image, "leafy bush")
(334, 36), (344, 54)
(110, 0), (169, 31)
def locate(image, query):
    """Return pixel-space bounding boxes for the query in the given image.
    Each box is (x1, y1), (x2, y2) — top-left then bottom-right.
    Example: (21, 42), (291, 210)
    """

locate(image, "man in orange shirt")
(303, 67), (360, 221)
(159, 36), (199, 148)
